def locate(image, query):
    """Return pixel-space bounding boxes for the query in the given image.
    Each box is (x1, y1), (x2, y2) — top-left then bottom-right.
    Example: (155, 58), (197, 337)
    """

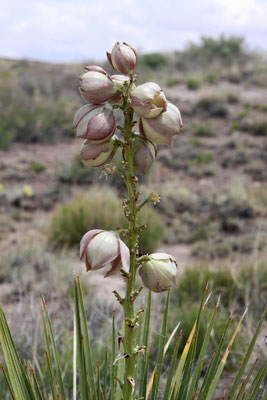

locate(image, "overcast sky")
(1, 0), (267, 62)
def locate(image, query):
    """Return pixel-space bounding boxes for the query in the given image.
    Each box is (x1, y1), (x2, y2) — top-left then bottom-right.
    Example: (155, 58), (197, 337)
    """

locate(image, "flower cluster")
(74, 41), (182, 293)
(73, 41), (183, 171)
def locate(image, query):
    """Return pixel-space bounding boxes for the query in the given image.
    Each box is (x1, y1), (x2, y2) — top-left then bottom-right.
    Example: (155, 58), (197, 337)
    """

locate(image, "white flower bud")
(80, 230), (130, 277)
(107, 42), (137, 75)
(79, 66), (116, 104)
(73, 104), (116, 143)
(80, 136), (117, 167)
(131, 82), (167, 118)
(139, 253), (178, 293)
(133, 136), (157, 174)
(140, 102), (183, 146)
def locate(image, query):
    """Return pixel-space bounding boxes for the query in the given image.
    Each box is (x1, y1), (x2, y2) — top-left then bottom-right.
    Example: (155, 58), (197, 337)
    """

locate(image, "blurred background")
(0, 0), (267, 397)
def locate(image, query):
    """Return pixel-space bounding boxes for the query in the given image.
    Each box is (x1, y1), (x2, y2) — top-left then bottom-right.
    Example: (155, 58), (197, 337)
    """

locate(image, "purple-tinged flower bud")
(131, 82), (167, 118)
(79, 66), (116, 104)
(80, 136), (117, 167)
(133, 136), (157, 174)
(73, 104), (116, 143)
(139, 253), (178, 293)
(140, 102), (183, 146)
(107, 42), (137, 75)
(80, 230), (130, 277)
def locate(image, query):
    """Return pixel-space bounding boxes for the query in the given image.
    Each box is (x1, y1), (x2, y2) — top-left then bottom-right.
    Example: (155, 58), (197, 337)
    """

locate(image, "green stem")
(121, 76), (139, 400)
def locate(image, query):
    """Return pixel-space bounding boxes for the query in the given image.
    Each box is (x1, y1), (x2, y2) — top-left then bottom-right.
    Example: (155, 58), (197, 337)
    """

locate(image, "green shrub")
(184, 35), (247, 67)
(238, 108), (250, 119)
(0, 128), (15, 150)
(226, 92), (239, 104)
(231, 122), (240, 131)
(48, 188), (163, 253)
(241, 120), (267, 136)
(57, 154), (123, 188)
(0, 63), (81, 145)
(186, 78), (201, 90)
(205, 73), (217, 84)
(195, 97), (228, 117)
(138, 53), (166, 70)
(165, 78), (180, 87)
(192, 240), (231, 259)
(176, 263), (267, 318)
(191, 151), (213, 166)
(189, 137), (202, 147)
(29, 161), (46, 173)
(193, 123), (213, 137)
(57, 154), (99, 185)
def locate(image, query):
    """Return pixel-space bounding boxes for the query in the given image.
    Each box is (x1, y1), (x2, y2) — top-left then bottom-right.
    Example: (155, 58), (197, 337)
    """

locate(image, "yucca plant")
(1, 40), (266, 400)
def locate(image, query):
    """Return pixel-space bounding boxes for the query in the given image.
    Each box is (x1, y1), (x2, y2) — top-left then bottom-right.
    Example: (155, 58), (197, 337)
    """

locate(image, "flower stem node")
(80, 230), (130, 277)
(100, 163), (118, 179)
(107, 42), (137, 75)
(109, 75), (136, 104)
(113, 290), (125, 304)
(139, 253), (178, 293)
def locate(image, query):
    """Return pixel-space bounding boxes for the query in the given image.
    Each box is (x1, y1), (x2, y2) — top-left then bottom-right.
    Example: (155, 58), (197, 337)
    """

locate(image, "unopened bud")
(133, 136), (157, 174)
(79, 66), (116, 104)
(107, 42), (137, 75)
(139, 253), (178, 293)
(131, 82), (167, 118)
(80, 230), (130, 277)
(80, 136), (117, 167)
(140, 102), (183, 146)
(148, 192), (160, 204)
(73, 104), (116, 143)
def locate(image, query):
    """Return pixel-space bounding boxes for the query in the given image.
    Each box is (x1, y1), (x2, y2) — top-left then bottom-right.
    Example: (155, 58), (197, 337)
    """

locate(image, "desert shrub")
(57, 154), (123, 188)
(192, 223), (210, 241)
(191, 151), (213, 166)
(165, 78), (180, 87)
(240, 120), (267, 136)
(189, 137), (202, 147)
(138, 53), (166, 70)
(48, 188), (163, 253)
(186, 78), (201, 90)
(0, 62), (81, 146)
(193, 123), (213, 137)
(231, 121), (240, 131)
(29, 161), (46, 173)
(175, 263), (267, 319)
(184, 35), (247, 67)
(205, 72), (217, 84)
(0, 263), (7, 283)
(0, 127), (15, 150)
(226, 92), (239, 104)
(192, 240), (231, 259)
(195, 97), (228, 117)
(238, 108), (250, 119)
(57, 154), (99, 185)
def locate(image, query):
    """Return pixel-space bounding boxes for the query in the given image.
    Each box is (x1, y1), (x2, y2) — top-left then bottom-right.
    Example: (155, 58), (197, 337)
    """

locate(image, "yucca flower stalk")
(0, 41), (267, 400)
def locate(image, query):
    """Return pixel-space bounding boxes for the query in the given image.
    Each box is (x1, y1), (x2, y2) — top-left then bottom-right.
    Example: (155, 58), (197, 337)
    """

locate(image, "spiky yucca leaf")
(0, 283), (266, 400)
